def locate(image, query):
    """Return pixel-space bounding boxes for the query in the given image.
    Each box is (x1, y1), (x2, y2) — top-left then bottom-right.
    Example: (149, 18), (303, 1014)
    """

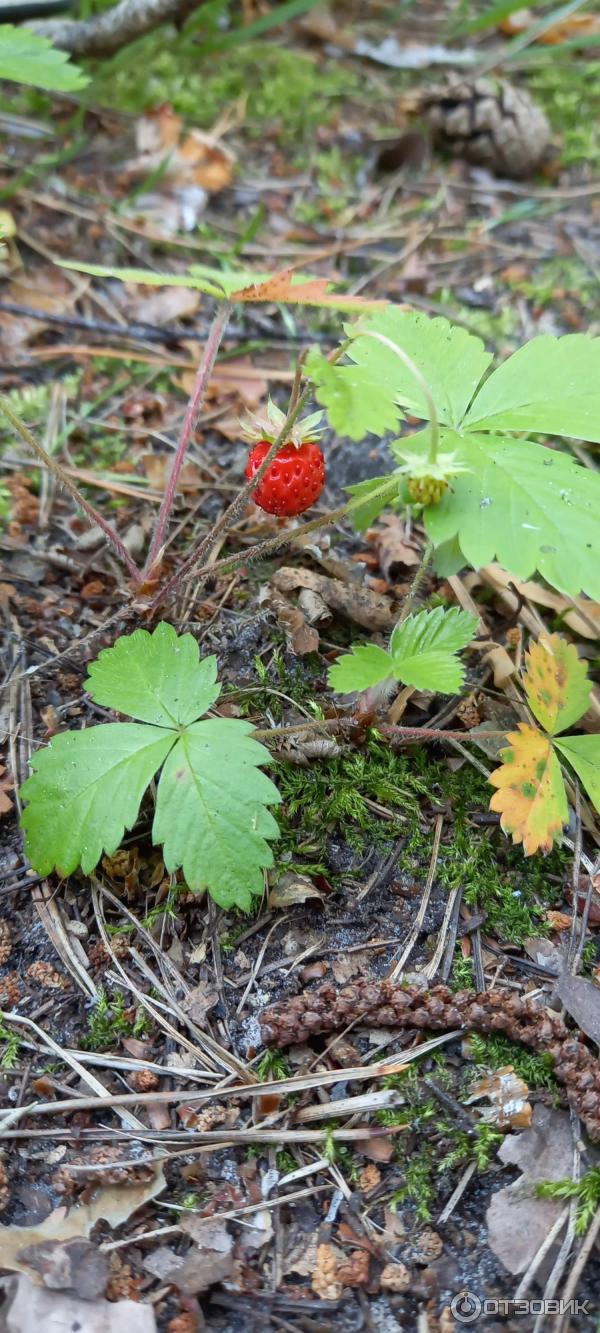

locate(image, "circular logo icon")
(450, 1291), (482, 1324)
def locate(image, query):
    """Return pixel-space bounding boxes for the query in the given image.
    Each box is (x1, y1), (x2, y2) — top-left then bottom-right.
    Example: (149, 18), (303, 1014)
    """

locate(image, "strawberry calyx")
(393, 446), (471, 507)
(241, 398), (324, 449)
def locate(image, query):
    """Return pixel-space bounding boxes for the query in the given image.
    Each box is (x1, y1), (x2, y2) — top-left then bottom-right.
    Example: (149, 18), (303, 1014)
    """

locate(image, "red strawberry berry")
(245, 440), (325, 517)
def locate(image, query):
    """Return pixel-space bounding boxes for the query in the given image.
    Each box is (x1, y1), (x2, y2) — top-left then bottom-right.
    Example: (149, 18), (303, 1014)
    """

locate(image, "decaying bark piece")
(424, 78), (551, 178)
(260, 982), (600, 1141)
(29, 0), (203, 57)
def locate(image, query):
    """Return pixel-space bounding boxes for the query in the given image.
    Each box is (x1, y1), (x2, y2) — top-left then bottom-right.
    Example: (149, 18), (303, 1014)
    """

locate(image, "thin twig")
(143, 302), (232, 578)
(0, 394), (141, 583)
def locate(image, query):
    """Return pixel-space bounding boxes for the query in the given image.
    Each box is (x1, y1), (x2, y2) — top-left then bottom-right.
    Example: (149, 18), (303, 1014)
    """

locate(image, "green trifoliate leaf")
(331, 309), (492, 432)
(20, 724), (175, 877)
(465, 334), (600, 442)
(328, 645), (395, 693)
(412, 430), (600, 601)
(0, 25), (88, 91)
(152, 719), (281, 909)
(554, 735), (600, 813)
(389, 606), (478, 692)
(86, 622), (220, 726)
(329, 606), (477, 696)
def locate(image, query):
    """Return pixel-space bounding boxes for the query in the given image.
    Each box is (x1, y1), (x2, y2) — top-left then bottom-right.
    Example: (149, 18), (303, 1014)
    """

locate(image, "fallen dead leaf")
(282, 1233), (318, 1278)
(481, 564), (600, 641)
(0, 1168), (165, 1283)
(140, 453), (201, 494)
(123, 283), (201, 327)
(180, 979), (219, 1027)
(372, 517), (420, 583)
(17, 1238), (109, 1300)
(0, 1275), (156, 1332)
(554, 970), (600, 1045)
(175, 1217), (233, 1294)
(0, 268), (89, 350)
(486, 1106), (573, 1274)
(0, 764), (14, 816)
(259, 585), (319, 656)
(268, 872), (326, 909)
(272, 567), (396, 631)
(128, 106), (235, 193)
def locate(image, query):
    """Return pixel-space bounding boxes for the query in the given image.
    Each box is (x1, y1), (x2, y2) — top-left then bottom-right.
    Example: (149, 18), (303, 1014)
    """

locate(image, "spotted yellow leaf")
(489, 723), (568, 855)
(524, 633), (591, 736)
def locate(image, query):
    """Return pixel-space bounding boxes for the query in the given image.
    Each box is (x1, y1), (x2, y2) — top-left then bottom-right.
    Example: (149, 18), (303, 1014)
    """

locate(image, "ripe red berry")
(245, 440), (325, 517)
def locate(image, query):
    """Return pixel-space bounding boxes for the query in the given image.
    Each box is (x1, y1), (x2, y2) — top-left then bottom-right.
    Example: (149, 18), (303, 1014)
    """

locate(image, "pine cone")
(424, 78), (551, 178)
(260, 981), (600, 1141)
(0, 920), (12, 967)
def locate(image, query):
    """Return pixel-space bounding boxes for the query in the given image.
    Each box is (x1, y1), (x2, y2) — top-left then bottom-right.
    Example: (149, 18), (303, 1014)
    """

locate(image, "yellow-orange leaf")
(229, 267), (386, 310)
(524, 633), (590, 736)
(489, 723), (567, 856)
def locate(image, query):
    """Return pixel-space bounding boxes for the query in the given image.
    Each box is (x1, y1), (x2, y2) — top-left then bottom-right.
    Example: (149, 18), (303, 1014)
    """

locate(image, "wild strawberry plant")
(20, 623), (281, 910)
(489, 633), (600, 855)
(307, 308), (600, 600)
(328, 606), (478, 695)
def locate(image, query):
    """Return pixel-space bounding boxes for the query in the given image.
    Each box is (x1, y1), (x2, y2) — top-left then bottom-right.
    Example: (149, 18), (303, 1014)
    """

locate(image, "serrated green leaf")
(306, 347), (402, 441)
(20, 724), (175, 877)
(86, 622), (220, 727)
(465, 334), (600, 442)
(0, 25), (88, 91)
(390, 605), (477, 658)
(419, 430), (600, 600)
(328, 644), (395, 693)
(389, 605), (478, 692)
(346, 474), (403, 531)
(152, 719), (281, 909)
(335, 309), (492, 431)
(554, 735), (600, 813)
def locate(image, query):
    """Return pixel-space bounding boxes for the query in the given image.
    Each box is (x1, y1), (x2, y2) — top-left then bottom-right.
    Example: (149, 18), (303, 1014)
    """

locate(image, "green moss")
(465, 1031), (558, 1093)
(274, 735), (567, 945)
(88, 39), (354, 141)
(530, 60), (600, 168)
(537, 1166), (600, 1235)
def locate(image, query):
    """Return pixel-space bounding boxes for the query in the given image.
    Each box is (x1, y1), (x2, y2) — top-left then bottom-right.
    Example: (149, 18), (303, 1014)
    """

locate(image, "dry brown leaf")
(486, 1106), (572, 1274)
(372, 518), (420, 583)
(545, 911), (572, 933)
(272, 567), (396, 631)
(260, 586), (320, 656)
(555, 971), (600, 1045)
(282, 1233), (318, 1278)
(174, 1218), (233, 1294)
(0, 763), (14, 817)
(0, 270), (87, 349)
(481, 564), (600, 640)
(129, 106), (235, 192)
(0, 1276), (156, 1332)
(0, 1168), (165, 1284)
(484, 645), (516, 689)
(124, 284), (201, 326)
(140, 453), (201, 494)
(180, 979), (219, 1027)
(230, 267), (386, 308)
(268, 873), (325, 909)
